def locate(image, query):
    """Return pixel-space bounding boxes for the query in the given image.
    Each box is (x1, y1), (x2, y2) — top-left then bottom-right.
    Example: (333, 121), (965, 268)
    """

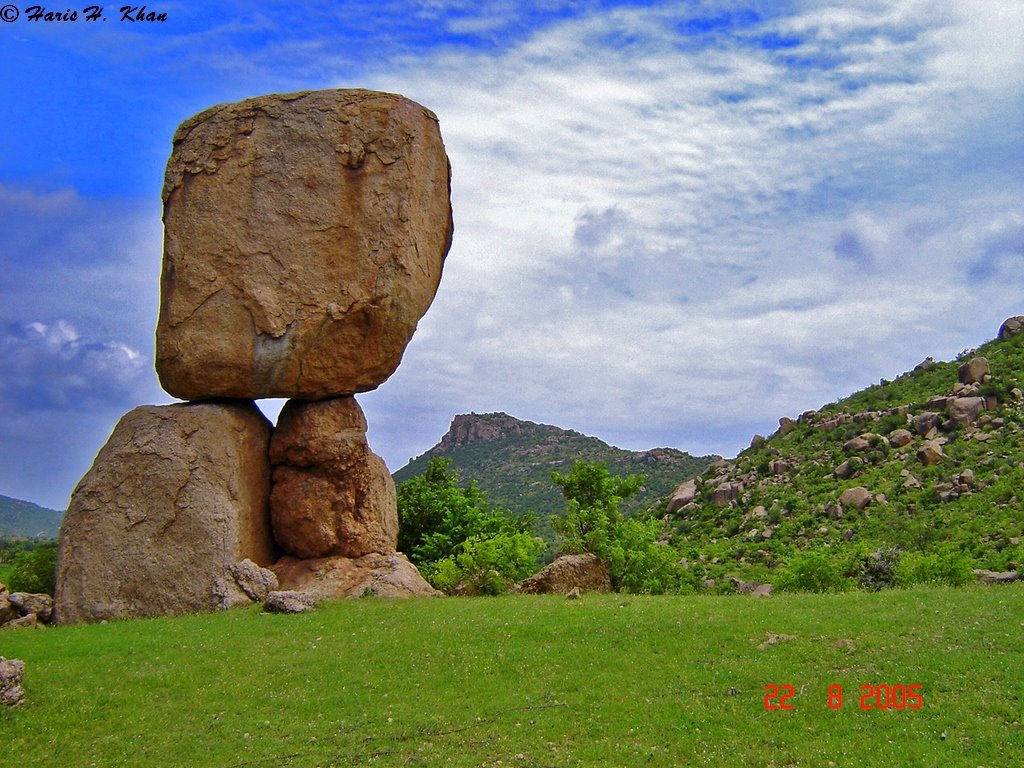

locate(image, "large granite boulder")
(272, 553), (441, 599)
(270, 397), (398, 559)
(519, 553), (612, 594)
(55, 403), (275, 624)
(156, 89), (453, 401)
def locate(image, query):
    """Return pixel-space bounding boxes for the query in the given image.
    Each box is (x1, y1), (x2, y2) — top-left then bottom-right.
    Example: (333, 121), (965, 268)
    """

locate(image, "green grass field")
(2, 586), (1022, 767)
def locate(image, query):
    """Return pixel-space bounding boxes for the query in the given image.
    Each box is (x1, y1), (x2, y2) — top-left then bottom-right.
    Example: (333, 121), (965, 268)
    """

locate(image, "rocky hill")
(665, 316), (1024, 590)
(393, 413), (716, 522)
(0, 495), (63, 539)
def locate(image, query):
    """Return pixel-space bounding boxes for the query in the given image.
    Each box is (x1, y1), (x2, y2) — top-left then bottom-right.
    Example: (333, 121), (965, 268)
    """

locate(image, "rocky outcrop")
(0, 658), (26, 706)
(998, 316), (1024, 339)
(436, 412), (529, 452)
(156, 89), (452, 401)
(957, 357), (989, 385)
(519, 553), (612, 594)
(667, 479), (697, 513)
(55, 403), (275, 624)
(272, 553), (441, 599)
(269, 397), (397, 559)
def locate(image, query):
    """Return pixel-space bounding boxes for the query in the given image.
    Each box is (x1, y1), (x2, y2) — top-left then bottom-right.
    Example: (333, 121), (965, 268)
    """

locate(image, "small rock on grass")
(264, 591), (317, 614)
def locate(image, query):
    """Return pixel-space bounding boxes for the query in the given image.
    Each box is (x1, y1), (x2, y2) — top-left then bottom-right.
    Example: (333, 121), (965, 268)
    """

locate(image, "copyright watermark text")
(1, 5), (169, 23)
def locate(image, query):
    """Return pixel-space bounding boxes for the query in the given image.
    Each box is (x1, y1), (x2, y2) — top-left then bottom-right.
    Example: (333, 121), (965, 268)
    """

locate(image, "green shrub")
(776, 551), (851, 593)
(7, 542), (58, 595)
(895, 550), (974, 587)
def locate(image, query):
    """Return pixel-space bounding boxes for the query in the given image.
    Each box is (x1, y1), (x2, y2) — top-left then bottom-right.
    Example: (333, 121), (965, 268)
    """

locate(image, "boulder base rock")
(55, 403), (275, 624)
(519, 553), (612, 594)
(157, 89), (453, 401)
(269, 397), (398, 559)
(271, 553), (441, 599)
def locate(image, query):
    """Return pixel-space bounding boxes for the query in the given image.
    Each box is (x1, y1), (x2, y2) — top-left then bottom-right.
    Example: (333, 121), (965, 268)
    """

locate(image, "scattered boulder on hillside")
(667, 479), (698, 513)
(269, 397), (397, 559)
(832, 460), (858, 480)
(842, 435), (871, 453)
(710, 482), (741, 507)
(730, 577), (773, 597)
(888, 429), (914, 448)
(272, 552), (441, 599)
(839, 486), (872, 511)
(948, 396), (987, 427)
(957, 357), (990, 385)
(998, 316), (1024, 340)
(519, 553), (612, 595)
(55, 403), (276, 624)
(777, 417), (797, 435)
(0, 658), (26, 706)
(156, 89), (453, 401)
(917, 439), (945, 466)
(912, 412), (941, 438)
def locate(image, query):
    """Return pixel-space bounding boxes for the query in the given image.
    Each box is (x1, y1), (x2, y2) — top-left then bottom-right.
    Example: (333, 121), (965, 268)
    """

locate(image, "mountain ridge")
(0, 494), (64, 539)
(393, 412), (716, 521)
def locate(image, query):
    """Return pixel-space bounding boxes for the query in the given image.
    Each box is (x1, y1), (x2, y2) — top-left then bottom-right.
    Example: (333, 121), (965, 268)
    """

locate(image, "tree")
(396, 458), (543, 594)
(550, 460), (690, 594)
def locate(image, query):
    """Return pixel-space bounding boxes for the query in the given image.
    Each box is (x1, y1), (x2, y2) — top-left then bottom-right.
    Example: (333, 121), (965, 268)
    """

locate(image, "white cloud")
(357, 0), (1024, 468)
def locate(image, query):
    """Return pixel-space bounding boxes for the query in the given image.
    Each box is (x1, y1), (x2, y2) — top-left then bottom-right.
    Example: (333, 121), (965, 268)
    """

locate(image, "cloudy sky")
(2, 0), (1022, 509)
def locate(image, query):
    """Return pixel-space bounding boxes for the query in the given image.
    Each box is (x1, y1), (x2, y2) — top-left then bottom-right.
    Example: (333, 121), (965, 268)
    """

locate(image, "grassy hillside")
(3, 587), (1022, 767)
(0, 494), (63, 539)
(394, 412), (714, 521)
(666, 326), (1024, 590)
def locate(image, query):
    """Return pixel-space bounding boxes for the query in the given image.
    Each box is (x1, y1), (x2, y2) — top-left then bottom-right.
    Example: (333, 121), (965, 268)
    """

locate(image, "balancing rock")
(269, 397), (398, 559)
(156, 89), (453, 400)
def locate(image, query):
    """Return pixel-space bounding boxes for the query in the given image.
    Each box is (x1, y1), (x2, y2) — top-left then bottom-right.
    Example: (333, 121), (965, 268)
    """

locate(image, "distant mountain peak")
(436, 412), (540, 452)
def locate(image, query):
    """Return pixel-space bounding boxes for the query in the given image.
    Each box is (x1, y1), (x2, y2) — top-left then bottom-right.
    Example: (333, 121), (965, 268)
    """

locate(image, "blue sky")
(1, 0), (1022, 509)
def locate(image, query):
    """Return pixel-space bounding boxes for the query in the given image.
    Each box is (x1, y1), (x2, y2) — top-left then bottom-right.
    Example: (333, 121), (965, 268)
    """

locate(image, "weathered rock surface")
(264, 590), (317, 614)
(948, 396), (986, 427)
(55, 403), (275, 624)
(917, 439), (945, 466)
(888, 429), (914, 448)
(998, 316), (1024, 339)
(0, 658), (26, 706)
(7, 593), (52, 624)
(957, 357), (989, 385)
(667, 479), (697, 513)
(973, 569), (1019, 584)
(270, 397), (397, 559)
(272, 552), (441, 599)
(213, 559), (280, 609)
(157, 89), (453, 401)
(519, 553), (612, 594)
(839, 486), (872, 511)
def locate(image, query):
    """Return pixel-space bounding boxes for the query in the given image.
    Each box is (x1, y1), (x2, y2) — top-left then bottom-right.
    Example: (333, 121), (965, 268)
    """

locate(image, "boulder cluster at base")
(55, 89), (453, 624)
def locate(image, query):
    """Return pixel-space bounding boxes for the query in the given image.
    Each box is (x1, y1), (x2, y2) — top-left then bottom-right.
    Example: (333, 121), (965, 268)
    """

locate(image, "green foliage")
(396, 458), (542, 594)
(6, 541), (58, 594)
(895, 549), (974, 587)
(776, 550), (851, 593)
(550, 461), (687, 593)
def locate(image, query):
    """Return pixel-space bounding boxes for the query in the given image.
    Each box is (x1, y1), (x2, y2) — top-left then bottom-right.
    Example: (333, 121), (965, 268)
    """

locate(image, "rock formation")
(519, 553), (612, 594)
(55, 403), (275, 624)
(156, 89), (453, 401)
(272, 553), (441, 599)
(0, 658), (25, 706)
(269, 397), (397, 559)
(55, 89), (451, 623)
